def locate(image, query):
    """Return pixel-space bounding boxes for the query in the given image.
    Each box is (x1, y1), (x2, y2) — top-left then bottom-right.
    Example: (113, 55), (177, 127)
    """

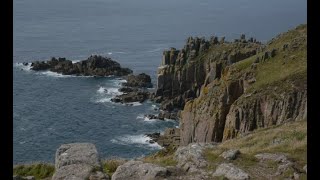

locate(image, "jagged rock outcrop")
(111, 73), (153, 104)
(155, 35), (261, 112)
(180, 76), (245, 145)
(157, 128), (181, 148)
(30, 55), (132, 76)
(52, 143), (109, 180)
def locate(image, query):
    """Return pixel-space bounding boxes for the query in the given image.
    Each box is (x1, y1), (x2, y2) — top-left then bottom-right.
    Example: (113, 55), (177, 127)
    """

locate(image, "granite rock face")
(30, 55), (132, 76)
(111, 161), (169, 180)
(212, 163), (250, 180)
(52, 143), (109, 180)
(155, 35), (261, 112)
(176, 24), (307, 146)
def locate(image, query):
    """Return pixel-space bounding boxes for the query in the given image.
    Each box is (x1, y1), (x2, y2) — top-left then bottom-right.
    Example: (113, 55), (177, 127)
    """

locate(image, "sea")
(13, 0), (306, 164)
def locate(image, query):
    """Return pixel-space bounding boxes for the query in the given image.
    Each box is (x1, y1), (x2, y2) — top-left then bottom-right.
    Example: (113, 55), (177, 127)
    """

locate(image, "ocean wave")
(110, 134), (162, 149)
(146, 47), (163, 53)
(97, 87), (123, 96)
(14, 62), (32, 71)
(110, 79), (127, 87)
(123, 102), (142, 106)
(95, 97), (112, 103)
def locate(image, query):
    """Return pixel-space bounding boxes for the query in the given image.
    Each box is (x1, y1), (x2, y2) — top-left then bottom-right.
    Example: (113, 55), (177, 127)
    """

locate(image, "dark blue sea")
(13, 0), (306, 164)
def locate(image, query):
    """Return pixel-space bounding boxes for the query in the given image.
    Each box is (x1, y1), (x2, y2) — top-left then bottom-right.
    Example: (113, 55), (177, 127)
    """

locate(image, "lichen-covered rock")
(52, 143), (109, 180)
(212, 163), (250, 180)
(111, 161), (169, 180)
(174, 143), (216, 172)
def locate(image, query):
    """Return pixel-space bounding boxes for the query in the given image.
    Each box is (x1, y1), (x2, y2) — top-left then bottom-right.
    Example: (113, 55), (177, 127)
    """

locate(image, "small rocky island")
(27, 55), (133, 76)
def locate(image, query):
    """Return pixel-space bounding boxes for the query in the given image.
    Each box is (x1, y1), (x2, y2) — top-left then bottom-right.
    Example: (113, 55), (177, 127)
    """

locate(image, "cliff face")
(155, 36), (262, 111)
(156, 24), (307, 146)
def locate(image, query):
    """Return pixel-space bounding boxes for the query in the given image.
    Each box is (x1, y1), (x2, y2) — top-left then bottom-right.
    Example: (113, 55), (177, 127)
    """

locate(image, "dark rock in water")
(31, 61), (51, 70)
(22, 62), (29, 66)
(145, 114), (159, 120)
(145, 132), (161, 143)
(111, 90), (149, 103)
(119, 87), (134, 93)
(158, 111), (178, 120)
(30, 55), (132, 77)
(123, 73), (153, 88)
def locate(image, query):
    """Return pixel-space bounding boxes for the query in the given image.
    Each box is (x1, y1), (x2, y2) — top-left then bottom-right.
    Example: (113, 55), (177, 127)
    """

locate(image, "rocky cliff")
(155, 24), (307, 146)
(177, 24), (307, 145)
(155, 34), (262, 113)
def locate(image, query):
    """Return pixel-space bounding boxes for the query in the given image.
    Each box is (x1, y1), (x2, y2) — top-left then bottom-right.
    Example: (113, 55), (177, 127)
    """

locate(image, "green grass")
(142, 146), (178, 167)
(231, 23), (307, 94)
(203, 120), (306, 179)
(102, 158), (127, 177)
(13, 163), (55, 180)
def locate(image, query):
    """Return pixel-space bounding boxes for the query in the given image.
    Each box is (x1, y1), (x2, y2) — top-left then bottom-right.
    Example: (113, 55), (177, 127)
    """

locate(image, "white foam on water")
(97, 87), (123, 96)
(15, 62), (32, 71)
(97, 87), (106, 94)
(38, 71), (72, 78)
(110, 78), (127, 87)
(143, 116), (156, 122)
(110, 134), (162, 149)
(164, 118), (176, 122)
(136, 114), (144, 119)
(95, 97), (112, 103)
(108, 52), (112, 55)
(72, 60), (82, 64)
(123, 102), (142, 106)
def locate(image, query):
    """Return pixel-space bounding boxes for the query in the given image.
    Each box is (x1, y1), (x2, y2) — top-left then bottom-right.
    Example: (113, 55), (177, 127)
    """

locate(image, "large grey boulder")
(174, 143), (216, 172)
(254, 153), (288, 163)
(111, 161), (169, 180)
(212, 163), (250, 180)
(52, 143), (109, 180)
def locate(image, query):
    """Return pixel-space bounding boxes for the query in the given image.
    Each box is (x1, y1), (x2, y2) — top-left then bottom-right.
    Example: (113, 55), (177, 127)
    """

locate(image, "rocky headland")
(14, 24), (307, 180)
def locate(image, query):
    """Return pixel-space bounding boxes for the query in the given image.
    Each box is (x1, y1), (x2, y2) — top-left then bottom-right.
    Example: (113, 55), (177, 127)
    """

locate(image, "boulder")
(212, 163), (250, 180)
(254, 153), (288, 163)
(111, 161), (169, 180)
(174, 143), (216, 171)
(52, 143), (109, 180)
(220, 149), (240, 160)
(123, 73), (153, 88)
(111, 91), (149, 103)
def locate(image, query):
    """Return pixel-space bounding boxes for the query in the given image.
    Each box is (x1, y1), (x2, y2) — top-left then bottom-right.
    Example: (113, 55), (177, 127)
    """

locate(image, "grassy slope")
(204, 120), (307, 179)
(13, 163), (55, 180)
(233, 24), (307, 93)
